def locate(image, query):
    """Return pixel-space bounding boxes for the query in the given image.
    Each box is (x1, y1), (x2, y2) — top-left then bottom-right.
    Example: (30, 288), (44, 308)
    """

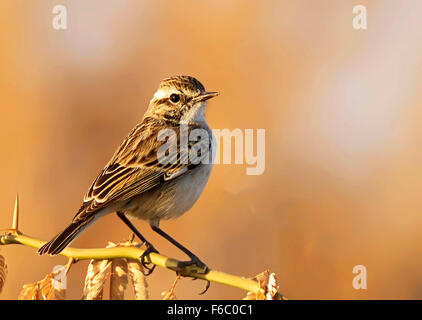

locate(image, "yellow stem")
(0, 232), (269, 295)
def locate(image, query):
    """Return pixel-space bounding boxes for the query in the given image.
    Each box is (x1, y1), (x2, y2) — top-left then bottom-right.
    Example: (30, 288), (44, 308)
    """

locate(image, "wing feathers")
(73, 118), (211, 222)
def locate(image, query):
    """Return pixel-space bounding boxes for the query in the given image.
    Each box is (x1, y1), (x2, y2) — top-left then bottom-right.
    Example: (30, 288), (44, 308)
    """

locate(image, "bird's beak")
(193, 91), (219, 103)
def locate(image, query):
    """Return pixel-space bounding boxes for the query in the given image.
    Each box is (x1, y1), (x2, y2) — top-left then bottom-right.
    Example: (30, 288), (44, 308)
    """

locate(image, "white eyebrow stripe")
(153, 88), (177, 100)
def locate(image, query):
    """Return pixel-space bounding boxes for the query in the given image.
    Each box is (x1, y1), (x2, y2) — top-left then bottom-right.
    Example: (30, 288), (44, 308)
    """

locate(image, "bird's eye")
(169, 93), (180, 103)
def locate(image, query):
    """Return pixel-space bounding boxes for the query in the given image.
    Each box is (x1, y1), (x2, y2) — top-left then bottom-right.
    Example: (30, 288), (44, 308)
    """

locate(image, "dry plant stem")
(0, 232), (269, 295)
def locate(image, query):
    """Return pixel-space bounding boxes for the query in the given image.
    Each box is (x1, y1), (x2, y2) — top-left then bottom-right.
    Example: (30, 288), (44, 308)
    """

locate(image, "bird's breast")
(125, 163), (213, 222)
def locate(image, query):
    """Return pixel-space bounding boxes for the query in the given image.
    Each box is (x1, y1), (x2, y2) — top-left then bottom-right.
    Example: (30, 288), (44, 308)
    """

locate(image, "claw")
(139, 244), (159, 276)
(175, 257), (210, 294)
(199, 280), (211, 295)
(140, 258), (156, 276)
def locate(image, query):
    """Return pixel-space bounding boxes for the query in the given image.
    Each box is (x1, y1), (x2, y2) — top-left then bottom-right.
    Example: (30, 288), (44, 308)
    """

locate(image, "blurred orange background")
(1, 0), (422, 299)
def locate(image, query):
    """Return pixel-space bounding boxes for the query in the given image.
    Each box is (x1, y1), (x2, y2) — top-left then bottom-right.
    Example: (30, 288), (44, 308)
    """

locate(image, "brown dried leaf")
(83, 259), (112, 300)
(39, 274), (66, 300)
(161, 275), (180, 300)
(242, 288), (266, 300)
(243, 291), (259, 300)
(0, 254), (7, 295)
(106, 239), (149, 300)
(161, 290), (177, 300)
(109, 258), (129, 300)
(18, 273), (65, 300)
(266, 273), (279, 300)
(243, 270), (283, 300)
(127, 259), (148, 300)
(18, 282), (39, 300)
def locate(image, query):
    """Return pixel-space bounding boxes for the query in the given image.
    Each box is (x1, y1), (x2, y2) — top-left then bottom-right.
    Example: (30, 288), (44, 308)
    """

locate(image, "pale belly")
(124, 163), (213, 224)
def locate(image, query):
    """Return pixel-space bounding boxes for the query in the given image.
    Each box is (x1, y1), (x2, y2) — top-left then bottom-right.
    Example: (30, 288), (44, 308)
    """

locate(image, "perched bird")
(39, 75), (218, 275)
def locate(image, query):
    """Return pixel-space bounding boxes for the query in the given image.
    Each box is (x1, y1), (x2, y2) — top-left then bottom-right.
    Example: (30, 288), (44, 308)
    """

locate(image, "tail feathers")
(38, 217), (94, 255)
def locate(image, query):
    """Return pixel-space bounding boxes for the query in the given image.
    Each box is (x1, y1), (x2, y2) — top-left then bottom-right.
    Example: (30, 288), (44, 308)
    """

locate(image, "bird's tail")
(38, 217), (94, 255)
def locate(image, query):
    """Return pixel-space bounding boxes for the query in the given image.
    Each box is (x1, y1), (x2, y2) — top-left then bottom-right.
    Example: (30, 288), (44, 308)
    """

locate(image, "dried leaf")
(127, 259), (148, 300)
(107, 239), (148, 300)
(39, 274), (66, 300)
(243, 270), (284, 300)
(161, 290), (177, 300)
(83, 259), (112, 300)
(245, 287), (266, 300)
(18, 282), (39, 300)
(0, 254), (7, 295)
(243, 292), (255, 300)
(109, 258), (128, 300)
(266, 273), (279, 300)
(161, 275), (180, 300)
(18, 273), (65, 300)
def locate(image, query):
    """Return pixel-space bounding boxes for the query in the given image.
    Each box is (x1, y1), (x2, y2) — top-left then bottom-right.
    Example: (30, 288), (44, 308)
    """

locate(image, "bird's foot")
(176, 256), (210, 295)
(177, 257), (208, 273)
(139, 243), (159, 276)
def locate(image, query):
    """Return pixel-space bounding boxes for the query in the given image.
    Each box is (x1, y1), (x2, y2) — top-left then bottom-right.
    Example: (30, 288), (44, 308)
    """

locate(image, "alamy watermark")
(157, 125), (266, 176)
(352, 265), (367, 290)
(52, 265), (67, 290)
(52, 5), (67, 30)
(352, 5), (367, 30)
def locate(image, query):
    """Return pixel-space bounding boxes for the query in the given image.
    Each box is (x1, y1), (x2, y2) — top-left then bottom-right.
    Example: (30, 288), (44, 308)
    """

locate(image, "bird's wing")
(72, 118), (211, 222)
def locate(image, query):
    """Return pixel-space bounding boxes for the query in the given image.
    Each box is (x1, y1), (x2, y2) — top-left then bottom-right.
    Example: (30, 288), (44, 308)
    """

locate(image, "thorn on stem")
(12, 194), (19, 233)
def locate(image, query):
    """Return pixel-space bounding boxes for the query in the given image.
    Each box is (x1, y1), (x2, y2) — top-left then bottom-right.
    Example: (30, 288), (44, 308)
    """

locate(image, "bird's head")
(146, 75), (218, 122)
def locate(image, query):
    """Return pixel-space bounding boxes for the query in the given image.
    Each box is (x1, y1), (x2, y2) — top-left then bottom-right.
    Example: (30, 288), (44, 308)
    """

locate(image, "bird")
(38, 75), (218, 276)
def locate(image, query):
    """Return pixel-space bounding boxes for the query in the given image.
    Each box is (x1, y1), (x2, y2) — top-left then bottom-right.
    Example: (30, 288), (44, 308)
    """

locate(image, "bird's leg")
(150, 225), (209, 272)
(150, 225), (210, 294)
(116, 212), (159, 275)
